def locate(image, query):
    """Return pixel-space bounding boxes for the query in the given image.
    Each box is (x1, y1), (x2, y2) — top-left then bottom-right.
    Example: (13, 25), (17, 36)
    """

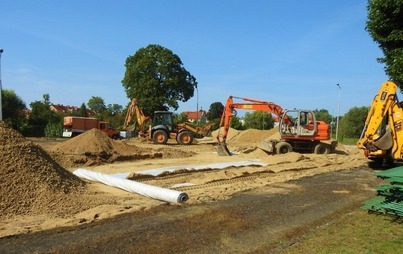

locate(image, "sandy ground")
(0, 126), (368, 238)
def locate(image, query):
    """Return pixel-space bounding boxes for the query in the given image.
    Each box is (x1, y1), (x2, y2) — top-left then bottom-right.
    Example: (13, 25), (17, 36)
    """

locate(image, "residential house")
(50, 104), (95, 116)
(183, 110), (207, 123)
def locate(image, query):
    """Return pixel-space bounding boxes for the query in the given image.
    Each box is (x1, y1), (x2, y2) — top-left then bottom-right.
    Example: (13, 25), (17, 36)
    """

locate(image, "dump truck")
(62, 116), (119, 139)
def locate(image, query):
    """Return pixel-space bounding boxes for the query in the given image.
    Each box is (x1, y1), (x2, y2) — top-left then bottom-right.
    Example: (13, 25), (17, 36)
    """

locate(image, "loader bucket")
(217, 142), (232, 156)
(374, 127), (393, 150)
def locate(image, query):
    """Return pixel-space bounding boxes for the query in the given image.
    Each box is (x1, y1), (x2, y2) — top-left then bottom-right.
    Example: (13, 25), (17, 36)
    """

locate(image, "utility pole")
(0, 48), (4, 121)
(196, 86), (199, 126)
(336, 83), (341, 141)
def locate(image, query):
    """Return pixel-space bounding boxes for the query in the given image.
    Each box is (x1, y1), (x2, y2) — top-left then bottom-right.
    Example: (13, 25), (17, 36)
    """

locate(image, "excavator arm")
(177, 122), (213, 137)
(123, 98), (150, 137)
(357, 81), (403, 160)
(217, 96), (291, 155)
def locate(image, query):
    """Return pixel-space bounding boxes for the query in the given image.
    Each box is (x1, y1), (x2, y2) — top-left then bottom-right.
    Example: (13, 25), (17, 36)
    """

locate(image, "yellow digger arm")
(357, 81), (398, 151)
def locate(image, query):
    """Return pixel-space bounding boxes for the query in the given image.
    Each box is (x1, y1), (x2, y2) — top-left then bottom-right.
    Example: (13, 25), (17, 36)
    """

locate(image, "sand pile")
(52, 129), (116, 158)
(51, 129), (195, 168)
(212, 127), (280, 144)
(0, 122), (84, 219)
(52, 129), (148, 167)
(235, 128), (278, 143)
(212, 127), (241, 141)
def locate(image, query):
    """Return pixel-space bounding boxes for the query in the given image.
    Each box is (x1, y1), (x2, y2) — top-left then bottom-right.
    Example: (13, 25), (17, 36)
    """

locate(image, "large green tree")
(28, 94), (62, 137)
(107, 103), (123, 116)
(339, 106), (369, 139)
(232, 116), (244, 130)
(2, 89), (26, 131)
(313, 109), (332, 124)
(207, 102), (224, 121)
(105, 103), (124, 130)
(29, 94), (59, 125)
(78, 103), (88, 117)
(366, 0), (403, 85)
(87, 96), (106, 115)
(122, 44), (197, 116)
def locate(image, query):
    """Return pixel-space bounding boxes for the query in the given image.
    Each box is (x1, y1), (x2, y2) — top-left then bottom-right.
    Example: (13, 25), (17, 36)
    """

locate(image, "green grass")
(280, 210), (403, 254)
(333, 136), (359, 146)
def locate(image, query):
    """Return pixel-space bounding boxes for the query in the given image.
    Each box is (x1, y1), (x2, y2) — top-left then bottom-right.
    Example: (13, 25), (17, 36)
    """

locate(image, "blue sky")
(0, 0), (388, 116)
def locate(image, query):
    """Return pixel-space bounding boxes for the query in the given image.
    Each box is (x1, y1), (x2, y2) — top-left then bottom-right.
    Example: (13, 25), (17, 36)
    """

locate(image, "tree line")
(1, 0), (400, 142)
(1, 88), (369, 142)
(1, 92), (127, 137)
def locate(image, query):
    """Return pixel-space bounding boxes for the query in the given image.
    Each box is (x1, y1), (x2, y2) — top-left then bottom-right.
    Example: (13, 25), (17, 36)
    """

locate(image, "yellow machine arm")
(123, 98), (150, 136)
(357, 81), (403, 160)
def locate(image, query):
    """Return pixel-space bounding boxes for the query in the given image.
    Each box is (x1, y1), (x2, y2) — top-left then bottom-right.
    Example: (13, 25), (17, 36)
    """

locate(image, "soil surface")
(0, 123), (382, 253)
(0, 168), (380, 254)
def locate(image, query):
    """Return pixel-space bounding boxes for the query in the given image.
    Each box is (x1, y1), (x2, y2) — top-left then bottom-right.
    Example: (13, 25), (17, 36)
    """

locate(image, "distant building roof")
(183, 110), (207, 122)
(50, 104), (95, 116)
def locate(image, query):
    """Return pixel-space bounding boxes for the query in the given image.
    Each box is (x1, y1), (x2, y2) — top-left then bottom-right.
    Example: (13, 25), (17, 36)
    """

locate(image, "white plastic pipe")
(73, 168), (188, 203)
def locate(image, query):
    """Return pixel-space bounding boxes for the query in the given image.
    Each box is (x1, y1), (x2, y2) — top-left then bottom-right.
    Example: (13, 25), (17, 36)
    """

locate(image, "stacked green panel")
(362, 166), (403, 217)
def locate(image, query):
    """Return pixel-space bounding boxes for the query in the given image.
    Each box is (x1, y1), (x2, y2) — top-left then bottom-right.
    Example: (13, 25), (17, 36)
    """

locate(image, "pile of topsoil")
(212, 127), (280, 144)
(51, 129), (194, 168)
(0, 122), (84, 219)
(235, 128), (279, 143)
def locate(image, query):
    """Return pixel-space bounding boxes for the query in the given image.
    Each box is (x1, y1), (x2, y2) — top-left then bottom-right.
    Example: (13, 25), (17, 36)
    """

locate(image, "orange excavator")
(217, 96), (337, 156)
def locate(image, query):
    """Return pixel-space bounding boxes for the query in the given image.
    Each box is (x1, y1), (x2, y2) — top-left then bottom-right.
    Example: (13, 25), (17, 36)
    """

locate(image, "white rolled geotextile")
(73, 168), (188, 203)
(114, 159), (268, 178)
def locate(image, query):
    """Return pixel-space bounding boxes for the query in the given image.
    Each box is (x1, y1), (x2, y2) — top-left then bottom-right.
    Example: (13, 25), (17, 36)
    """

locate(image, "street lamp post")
(336, 83), (341, 141)
(0, 48), (3, 121)
(196, 86), (199, 126)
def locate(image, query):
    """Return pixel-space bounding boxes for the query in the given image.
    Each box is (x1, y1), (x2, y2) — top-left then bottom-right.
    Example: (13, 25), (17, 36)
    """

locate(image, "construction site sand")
(50, 128), (194, 168)
(0, 129), (117, 225)
(1, 124), (366, 238)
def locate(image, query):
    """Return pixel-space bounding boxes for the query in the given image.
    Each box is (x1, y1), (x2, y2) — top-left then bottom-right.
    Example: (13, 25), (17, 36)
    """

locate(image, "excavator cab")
(279, 109), (317, 137)
(152, 111), (174, 131)
(150, 111), (178, 144)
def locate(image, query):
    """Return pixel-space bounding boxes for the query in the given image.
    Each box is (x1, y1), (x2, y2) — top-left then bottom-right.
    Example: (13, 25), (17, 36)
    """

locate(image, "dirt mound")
(0, 122), (84, 219)
(234, 128), (278, 143)
(52, 129), (115, 158)
(212, 127), (240, 141)
(51, 129), (193, 168)
(212, 127), (280, 144)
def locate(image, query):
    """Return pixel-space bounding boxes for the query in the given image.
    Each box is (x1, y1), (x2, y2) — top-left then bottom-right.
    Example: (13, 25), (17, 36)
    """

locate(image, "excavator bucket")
(374, 127), (393, 150)
(217, 142), (232, 156)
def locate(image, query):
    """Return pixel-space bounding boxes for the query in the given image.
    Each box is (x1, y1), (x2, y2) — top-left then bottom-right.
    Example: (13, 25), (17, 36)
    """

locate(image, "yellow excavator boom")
(123, 98), (150, 136)
(357, 81), (403, 163)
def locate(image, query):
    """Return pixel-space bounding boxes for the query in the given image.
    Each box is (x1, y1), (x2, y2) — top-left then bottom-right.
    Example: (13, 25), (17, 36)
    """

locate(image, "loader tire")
(177, 131), (193, 145)
(275, 141), (293, 154)
(314, 143), (330, 154)
(368, 158), (383, 169)
(153, 130), (168, 144)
